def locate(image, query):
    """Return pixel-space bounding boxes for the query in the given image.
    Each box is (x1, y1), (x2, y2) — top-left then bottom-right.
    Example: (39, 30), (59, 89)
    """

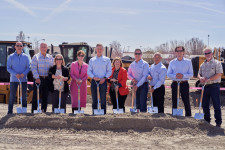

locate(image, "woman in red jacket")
(108, 57), (129, 112)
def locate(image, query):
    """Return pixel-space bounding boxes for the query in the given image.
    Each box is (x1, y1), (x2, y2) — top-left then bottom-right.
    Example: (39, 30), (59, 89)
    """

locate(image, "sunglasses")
(56, 58), (63, 61)
(176, 50), (184, 53)
(78, 55), (84, 57)
(135, 53), (142, 55)
(204, 52), (212, 55)
(16, 45), (23, 47)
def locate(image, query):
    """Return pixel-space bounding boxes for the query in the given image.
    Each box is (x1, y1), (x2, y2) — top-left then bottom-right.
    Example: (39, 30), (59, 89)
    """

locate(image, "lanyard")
(78, 63), (83, 75)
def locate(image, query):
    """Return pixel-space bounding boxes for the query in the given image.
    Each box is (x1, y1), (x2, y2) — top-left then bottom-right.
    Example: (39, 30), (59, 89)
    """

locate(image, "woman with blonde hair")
(48, 54), (70, 112)
(108, 57), (129, 112)
(70, 50), (88, 113)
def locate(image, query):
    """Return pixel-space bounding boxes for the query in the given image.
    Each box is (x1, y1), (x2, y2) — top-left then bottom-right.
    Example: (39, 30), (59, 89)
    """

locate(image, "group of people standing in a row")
(7, 42), (223, 127)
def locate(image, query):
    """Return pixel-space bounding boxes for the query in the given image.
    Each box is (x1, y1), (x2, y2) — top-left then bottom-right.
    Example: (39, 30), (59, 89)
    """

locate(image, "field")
(0, 79), (224, 150)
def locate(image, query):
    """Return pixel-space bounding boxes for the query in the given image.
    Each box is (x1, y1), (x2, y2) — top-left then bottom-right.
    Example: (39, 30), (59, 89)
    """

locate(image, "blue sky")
(0, 0), (225, 51)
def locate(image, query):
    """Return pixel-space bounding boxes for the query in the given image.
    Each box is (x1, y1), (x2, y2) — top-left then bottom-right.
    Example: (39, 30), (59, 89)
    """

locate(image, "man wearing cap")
(167, 46), (193, 116)
(7, 42), (30, 114)
(128, 49), (149, 112)
(198, 47), (223, 127)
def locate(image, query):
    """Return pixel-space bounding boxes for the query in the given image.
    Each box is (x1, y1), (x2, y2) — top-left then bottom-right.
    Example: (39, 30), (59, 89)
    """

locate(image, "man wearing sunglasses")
(128, 49), (149, 112)
(7, 42), (30, 114)
(167, 46), (193, 116)
(198, 48), (223, 127)
(87, 43), (112, 114)
(31, 43), (54, 113)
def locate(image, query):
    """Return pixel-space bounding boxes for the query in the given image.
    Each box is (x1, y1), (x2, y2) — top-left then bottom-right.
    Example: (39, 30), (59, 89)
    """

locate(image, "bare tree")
(16, 31), (25, 41)
(185, 37), (206, 55)
(155, 42), (170, 54)
(110, 41), (123, 58)
(143, 47), (154, 64)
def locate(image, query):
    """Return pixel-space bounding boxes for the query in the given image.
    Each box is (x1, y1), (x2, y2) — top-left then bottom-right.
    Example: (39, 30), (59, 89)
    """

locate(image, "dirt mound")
(0, 113), (224, 136)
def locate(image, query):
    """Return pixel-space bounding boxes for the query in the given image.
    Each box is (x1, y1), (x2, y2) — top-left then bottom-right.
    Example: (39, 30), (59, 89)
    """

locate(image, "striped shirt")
(31, 53), (54, 79)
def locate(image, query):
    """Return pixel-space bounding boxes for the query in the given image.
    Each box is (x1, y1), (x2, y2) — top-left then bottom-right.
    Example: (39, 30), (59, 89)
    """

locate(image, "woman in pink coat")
(70, 50), (88, 113)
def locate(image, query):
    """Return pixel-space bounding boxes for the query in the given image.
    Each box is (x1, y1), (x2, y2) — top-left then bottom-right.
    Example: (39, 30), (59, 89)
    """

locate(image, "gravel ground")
(0, 79), (224, 150)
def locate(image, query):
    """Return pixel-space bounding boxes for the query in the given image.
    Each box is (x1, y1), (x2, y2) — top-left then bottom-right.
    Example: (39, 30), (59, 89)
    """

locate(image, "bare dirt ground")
(0, 79), (225, 150)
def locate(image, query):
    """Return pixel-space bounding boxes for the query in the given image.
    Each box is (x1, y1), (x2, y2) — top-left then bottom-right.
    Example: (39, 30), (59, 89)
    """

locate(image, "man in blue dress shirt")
(167, 46), (193, 116)
(7, 42), (30, 114)
(87, 43), (112, 114)
(147, 52), (167, 113)
(128, 49), (149, 112)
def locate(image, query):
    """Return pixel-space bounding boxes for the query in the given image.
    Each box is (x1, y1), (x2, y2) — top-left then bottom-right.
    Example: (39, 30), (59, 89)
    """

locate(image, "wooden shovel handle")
(78, 87), (80, 100)
(17, 86), (19, 105)
(177, 82), (180, 99)
(149, 85), (153, 97)
(37, 87), (39, 101)
(131, 86), (136, 108)
(200, 88), (204, 103)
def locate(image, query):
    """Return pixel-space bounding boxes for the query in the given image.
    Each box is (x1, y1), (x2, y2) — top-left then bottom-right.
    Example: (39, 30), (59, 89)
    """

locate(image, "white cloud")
(4, 0), (36, 17)
(41, 0), (72, 22)
(150, 0), (225, 15)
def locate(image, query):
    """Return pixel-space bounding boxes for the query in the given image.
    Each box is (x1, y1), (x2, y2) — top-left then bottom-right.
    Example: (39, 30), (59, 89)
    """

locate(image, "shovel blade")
(34, 109), (42, 114)
(130, 108), (140, 113)
(16, 107), (27, 113)
(172, 108), (183, 116)
(147, 107), (158, 114)
(54, 108), (65, 114)
(94, 109), (104, 115)
(113, 109), (124, 114)
(74, 110), (84, 114)
(194, 113), (204, 120)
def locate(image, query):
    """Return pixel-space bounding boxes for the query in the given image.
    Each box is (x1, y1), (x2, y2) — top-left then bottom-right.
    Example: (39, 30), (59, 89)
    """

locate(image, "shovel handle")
(20, 82), (22, 105)
(78, 87), (80, 103)
(17, 86), (19, 106)
(200, 84), (206, 103)
(177, 82), (180, 108)
(95, 81), (100, 110)
(115, 88), (119, 109)
(131, 84), (136, 109)
(177, 82), (180, 99)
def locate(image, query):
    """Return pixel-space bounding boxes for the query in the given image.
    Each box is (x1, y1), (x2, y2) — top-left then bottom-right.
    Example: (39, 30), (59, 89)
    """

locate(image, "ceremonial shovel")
(113, 82), (124, 114)
(74, 81), (84, 114)
(93, 80), (104, 115)
(130, 83), (140, 113)
(147, 81), (158, 113)
(194, 83), (206, 120)
(172, 81), (183, 116)
(16, 79), (27, 113)
(34, 83), (42, 113)
(54, 81), (65, 114)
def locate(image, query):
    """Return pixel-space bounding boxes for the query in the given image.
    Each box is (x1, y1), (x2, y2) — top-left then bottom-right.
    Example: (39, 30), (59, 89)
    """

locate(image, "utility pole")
(208, 35), (210, 47)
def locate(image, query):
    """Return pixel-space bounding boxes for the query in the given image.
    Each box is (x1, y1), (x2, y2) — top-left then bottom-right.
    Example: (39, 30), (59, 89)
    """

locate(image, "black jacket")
(48, 65), (70, 93)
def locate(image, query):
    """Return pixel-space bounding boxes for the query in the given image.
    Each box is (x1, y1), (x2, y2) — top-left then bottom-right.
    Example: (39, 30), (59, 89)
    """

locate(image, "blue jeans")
(202, 83), (222, 125)
(136, 82), (148, 112)
(8, 82), (27, 114)
(91, 80), (107, 114)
